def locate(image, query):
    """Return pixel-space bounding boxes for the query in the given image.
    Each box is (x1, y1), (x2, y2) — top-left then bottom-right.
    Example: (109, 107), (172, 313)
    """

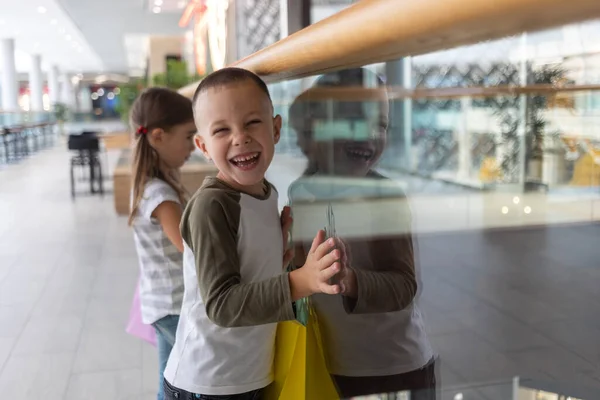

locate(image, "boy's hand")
(289, 230), (341, 300)
(335, 238), (357, 297)
(333, 238), (350, 294)
(281, 206), (294, 268)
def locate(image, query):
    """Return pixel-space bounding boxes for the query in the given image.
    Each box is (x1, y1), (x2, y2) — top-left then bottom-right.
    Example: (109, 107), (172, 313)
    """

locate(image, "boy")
(162, 67), (343, 400)
(288, 68), (436, 399)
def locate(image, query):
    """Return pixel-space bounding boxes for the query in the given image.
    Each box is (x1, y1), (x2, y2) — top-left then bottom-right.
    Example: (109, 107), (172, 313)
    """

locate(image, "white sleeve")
(137, 179), (181, 221)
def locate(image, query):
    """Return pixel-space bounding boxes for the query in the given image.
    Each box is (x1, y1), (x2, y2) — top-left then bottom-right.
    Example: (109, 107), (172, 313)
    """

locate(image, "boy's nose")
(233, 131), (252, 146)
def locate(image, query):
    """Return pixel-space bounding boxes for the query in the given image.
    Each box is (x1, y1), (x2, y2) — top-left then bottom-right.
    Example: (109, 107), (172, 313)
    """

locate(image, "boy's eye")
(213, 128), (229, 135)
(247, 119), (261, 126)
(376, 120), (388, 132)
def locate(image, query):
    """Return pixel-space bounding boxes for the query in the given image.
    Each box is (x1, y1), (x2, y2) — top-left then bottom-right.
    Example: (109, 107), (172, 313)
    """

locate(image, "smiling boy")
(162, 67), (344, 400)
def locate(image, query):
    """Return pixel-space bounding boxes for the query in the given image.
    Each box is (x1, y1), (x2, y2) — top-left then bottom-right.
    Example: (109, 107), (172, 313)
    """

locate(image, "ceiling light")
(154, 0), (163, 5)
(153, 6), (161, 13)
(513, 196), (520, 204)
(50, 19), (57, 25)
(524, 206), (532, 214)
(91, 93), (99, 100)
(107, 92), (115, 100)
(114, 87), (121, 95)
(97, 88), (105, 96)
(37, 6), (47, 14)
(501, 206), (509, 215)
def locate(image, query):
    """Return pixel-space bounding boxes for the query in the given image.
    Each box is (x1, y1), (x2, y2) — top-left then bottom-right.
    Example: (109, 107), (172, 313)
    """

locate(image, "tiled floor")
(1, 135), (600, 399)
(417, 224), (600, 399)
(0, 137), (155, 400)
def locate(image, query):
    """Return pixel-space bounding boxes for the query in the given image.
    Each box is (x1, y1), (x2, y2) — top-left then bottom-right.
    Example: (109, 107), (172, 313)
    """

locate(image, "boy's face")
(194, 80), (281, 194)
(293, 89), (389, 177)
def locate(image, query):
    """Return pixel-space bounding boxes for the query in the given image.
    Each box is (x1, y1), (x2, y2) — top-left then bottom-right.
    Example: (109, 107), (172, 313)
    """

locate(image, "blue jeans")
(153, 315), (180, 400)
(163, 379), (264, 400)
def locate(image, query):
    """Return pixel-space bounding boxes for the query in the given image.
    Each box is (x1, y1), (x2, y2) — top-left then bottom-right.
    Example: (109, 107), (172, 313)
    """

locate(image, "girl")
(128, 87), (196, 400)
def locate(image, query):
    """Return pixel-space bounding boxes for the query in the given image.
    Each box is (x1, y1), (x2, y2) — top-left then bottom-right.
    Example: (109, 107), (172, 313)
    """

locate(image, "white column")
(281, 0), (310, 38)
(78, 86), (92, 113)
(517, 33), (528, 185)
(402, 57), (413, 171)
(48, 65), (60, 105)
(61, 73), (75, 109)
(386, 57), (413, 171)
(0, 38), (19, 111)
(457, 97), (472, 180)
(29, 54), (44, 112)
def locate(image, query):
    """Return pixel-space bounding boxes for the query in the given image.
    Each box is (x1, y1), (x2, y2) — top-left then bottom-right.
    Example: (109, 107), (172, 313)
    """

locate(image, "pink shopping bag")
(126, 279), (157, 346)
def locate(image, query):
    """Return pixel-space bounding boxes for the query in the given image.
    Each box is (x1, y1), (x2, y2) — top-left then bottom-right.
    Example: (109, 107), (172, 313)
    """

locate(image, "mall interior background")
(1, 0), (600, 399)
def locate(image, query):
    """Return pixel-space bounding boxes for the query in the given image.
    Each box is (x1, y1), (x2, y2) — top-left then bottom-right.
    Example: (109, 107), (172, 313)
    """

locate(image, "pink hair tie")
(137, 126), (148, 135)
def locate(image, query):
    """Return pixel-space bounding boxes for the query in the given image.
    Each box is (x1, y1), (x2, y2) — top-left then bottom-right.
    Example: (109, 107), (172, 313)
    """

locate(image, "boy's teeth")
(232, 153), (258, 162)
(347, 149), (372, 158)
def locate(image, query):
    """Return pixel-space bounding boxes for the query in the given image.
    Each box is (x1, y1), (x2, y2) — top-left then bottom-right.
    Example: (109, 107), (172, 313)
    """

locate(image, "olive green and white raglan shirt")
(163, 177), (296, 396)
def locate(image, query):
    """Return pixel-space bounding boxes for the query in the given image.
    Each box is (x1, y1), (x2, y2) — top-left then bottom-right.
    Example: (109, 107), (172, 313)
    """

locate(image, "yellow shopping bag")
(266, 309), (339, 400)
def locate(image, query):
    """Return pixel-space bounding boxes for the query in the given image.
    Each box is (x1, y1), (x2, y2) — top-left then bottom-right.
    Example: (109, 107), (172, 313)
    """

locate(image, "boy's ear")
(194, 134), (211, 160)
(273, 115), (282, 145)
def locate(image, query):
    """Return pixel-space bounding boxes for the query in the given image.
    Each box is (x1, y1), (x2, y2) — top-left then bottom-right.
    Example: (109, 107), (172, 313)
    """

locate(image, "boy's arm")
(341, 233), (417, 314)
(294, 235), (417, 315)
(182, 190), (296, 328)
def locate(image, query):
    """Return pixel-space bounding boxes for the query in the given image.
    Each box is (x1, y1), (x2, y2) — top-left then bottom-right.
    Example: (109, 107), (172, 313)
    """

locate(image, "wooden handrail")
(179, 0), (600, 97)
(265, 84), (600, 106)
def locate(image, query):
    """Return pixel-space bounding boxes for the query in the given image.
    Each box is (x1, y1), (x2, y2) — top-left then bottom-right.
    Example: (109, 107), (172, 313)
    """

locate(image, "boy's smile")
(229, 151), (261, 170)
(194, 80), (281, 196)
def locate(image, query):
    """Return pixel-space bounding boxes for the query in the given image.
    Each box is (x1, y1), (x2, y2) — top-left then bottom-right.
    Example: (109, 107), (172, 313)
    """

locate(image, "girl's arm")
(152, 202), (184, 252)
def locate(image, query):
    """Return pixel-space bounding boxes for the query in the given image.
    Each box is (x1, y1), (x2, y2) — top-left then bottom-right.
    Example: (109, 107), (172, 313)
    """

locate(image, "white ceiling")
(56, 0), (187, 74)
(0, 0), (103, 74)
(0, 0), (189, 76)
(146, 0), (189, 14)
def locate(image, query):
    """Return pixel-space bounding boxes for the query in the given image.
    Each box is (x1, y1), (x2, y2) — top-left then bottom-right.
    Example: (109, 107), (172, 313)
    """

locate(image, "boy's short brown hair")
(192, 67), (272, 110)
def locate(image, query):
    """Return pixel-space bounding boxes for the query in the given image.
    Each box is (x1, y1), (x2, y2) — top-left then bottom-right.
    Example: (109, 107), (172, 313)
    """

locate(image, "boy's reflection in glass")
(288, 68), (436, 399)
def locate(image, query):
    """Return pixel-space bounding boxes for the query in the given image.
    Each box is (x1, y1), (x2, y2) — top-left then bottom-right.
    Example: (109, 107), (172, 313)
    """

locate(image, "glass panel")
(269, 20), (600, 399)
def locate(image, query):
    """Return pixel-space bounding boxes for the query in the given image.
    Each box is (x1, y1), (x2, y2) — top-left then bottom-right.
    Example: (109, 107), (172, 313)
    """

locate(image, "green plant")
(152, 59), (203, 90)
(494, 63), (568, 182)
(496, 106), (520, 183)
(52, 102), (69, 122)
(525, 65), (566, 162)
(114, 79), (146, 124)
(115, 60), (202, 124)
